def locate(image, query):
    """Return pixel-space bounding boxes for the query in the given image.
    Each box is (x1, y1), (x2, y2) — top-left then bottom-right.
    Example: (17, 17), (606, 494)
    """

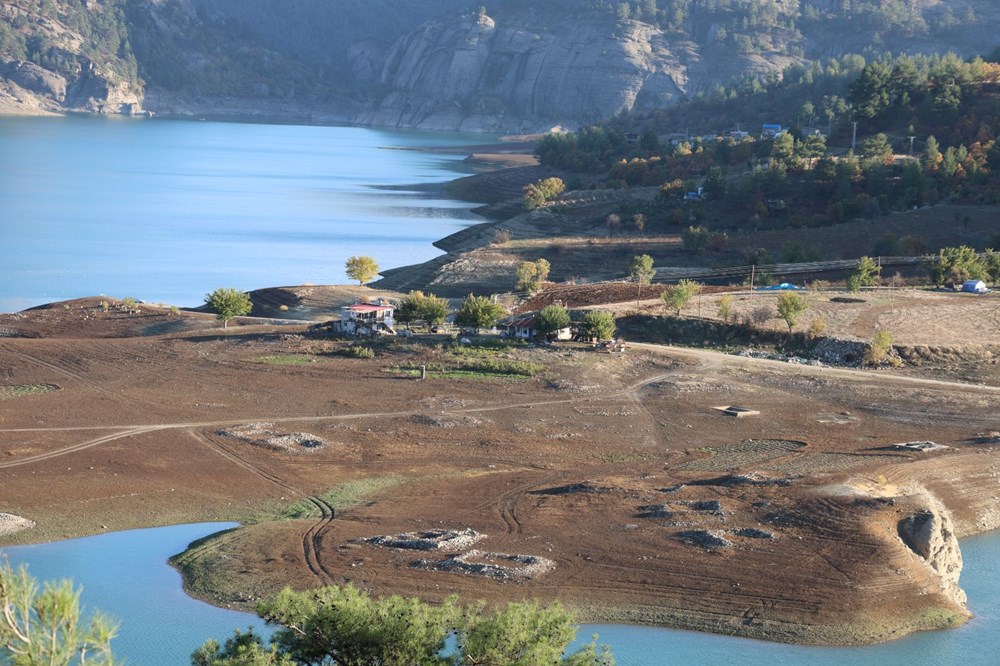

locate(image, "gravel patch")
(218, 422), (328, 452)
(364, 528), (484, 552)
(416, 550), (555, 581)
(675, 529), (732, 551)
(0, 513), (35, 536)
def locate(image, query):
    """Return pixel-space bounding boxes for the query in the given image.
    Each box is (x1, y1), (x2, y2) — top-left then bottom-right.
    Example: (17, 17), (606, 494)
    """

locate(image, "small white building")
(333, 303), (395, 336)
(505, 315), (572, 341)
(962, 279), (989, 294)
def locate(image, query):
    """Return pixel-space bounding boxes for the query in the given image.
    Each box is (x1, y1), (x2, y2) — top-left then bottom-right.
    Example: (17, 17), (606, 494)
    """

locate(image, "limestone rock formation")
(357, 13), (702, 132)
(897, 491), (966, 605)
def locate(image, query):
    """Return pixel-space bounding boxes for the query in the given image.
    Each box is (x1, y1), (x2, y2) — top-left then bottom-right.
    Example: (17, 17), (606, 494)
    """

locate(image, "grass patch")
(253, 354), (314, 366)
(395, 357), (544, 379)
(279, 475), (406, 519)
(0, 384), (59, 400)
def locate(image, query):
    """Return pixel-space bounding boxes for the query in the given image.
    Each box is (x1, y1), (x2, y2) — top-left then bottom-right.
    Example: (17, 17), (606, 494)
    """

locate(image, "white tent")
(962, 279), (988, 293)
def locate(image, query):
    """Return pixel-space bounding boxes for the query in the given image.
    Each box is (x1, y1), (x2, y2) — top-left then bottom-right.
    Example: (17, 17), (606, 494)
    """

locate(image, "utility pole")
(908, 135), (916, 157)
(749, 264), (756, 298)
(851, 121), (858, 152)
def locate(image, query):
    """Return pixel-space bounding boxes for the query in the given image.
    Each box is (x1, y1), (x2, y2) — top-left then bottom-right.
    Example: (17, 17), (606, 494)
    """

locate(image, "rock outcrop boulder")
(897, 491), (966, 606)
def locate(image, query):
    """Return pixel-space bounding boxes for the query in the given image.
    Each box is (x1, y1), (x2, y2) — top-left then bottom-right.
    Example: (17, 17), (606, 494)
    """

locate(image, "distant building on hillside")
(762, 123), (785, 138)
(333, 302), (395, 336)
(504, 314), (572, 341)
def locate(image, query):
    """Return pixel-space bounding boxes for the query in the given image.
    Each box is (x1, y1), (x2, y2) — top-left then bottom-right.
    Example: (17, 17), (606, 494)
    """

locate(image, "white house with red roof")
(333, 302), (396, 336)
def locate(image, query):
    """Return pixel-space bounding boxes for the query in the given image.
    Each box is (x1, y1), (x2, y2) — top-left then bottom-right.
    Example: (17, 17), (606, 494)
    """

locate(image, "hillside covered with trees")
(534, 50), (1000, 253)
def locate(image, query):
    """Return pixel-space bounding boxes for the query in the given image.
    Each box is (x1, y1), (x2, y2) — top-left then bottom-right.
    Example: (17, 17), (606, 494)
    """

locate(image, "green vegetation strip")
(0, 384), (59, 400)
(395, 358), (543, 379)
(253, 354), (315, 366)
(280, 475), (406, 520)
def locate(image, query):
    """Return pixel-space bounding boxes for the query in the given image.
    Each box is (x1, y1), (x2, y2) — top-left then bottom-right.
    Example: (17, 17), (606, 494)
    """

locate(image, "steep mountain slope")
(1, 0), (999, 129)
(0, 0), (142, 115)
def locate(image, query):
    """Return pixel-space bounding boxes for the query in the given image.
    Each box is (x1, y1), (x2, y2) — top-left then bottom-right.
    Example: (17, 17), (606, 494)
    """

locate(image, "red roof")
(344, 304), (393, 312)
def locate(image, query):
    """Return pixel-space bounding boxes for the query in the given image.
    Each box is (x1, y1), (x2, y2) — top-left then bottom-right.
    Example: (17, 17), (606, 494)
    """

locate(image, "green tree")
(396, 291), (449, 329)
(922, 136), (942, 172)
(536, 304), (571, 338)
(775, 292), (808, 335)
(515, 259), (551, 293)
(984, 249), (1000, 285)
(192, 629), (292, 666)
(579, 310), (616, 341)
(204, 288), (252, 328)
(662, 280), (701, 316)
(458, 601), (613, 666)
(627, 255), (655, 286)
(860, 133), (893, 162)
(929, 246), (987, 286)
(0, 561), (119, 665)
(702, 165), (726, 198)
(681, 225), (710, 253)
(853, 256), (881, 287)
(522, 178), (565, 210)
(628, 254), (655, 304)
(455, 294), (506, 333)
(254, 585), (457, 666)
(199, 586), (612, 666)
(769, 132), (798, 170)
(864, 329), (894, 366)
(717, 294), (734, 323)
(344, 256), (380, 285)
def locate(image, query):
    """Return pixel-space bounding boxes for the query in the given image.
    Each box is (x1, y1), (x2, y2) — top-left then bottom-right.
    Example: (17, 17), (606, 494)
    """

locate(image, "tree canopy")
(345, 256), (380, 285)
(516, 259), (552, 293)
(536, 304), (571, 336)
(579, 310), (617, 341)
(454, 294), (506, 332)
(661, 280), (701, 316)
(196, 585), (613, 666)
(204, 288), (252, 328)
(396, 291), (449, 328)
(627, 254), (655, 285)
(0, 561), (119, 666)
(776, 292), (808, 334)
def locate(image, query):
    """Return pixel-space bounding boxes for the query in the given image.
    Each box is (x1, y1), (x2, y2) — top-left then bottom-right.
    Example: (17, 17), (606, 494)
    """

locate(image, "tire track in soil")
(302, 496), (337, 584)
(186, 429), (337, 585)
(1, 344), (104, 393)
(0, 426), (161, 469)
(472, 474), (566, 540)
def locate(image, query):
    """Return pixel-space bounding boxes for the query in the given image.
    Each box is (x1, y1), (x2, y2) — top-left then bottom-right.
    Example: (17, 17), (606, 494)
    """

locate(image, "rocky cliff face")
(897, 489), (966, 607)
(356, 12), (784, 132)
(0, 1), (144, 116)
(4, 1), (1000, 130)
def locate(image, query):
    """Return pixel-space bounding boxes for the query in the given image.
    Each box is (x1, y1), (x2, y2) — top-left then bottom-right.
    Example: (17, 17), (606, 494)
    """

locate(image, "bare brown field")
(1, 298), (999, 645)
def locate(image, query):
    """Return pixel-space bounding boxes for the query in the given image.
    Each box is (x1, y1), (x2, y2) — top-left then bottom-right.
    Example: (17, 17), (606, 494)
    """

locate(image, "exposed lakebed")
(2, 523), (1000, 665)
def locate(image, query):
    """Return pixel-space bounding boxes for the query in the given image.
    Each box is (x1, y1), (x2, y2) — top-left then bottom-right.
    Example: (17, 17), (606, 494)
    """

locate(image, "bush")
(808, 317), (827, 339)
(864, 329), (894, 366)
(717, 294), (734, 323)
(340, 345), (376, 359)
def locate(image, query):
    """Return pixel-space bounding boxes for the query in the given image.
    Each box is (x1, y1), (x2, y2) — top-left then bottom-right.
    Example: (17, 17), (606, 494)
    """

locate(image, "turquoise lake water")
(3, 523), (999, 665)
(0, 116), (493, 313)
